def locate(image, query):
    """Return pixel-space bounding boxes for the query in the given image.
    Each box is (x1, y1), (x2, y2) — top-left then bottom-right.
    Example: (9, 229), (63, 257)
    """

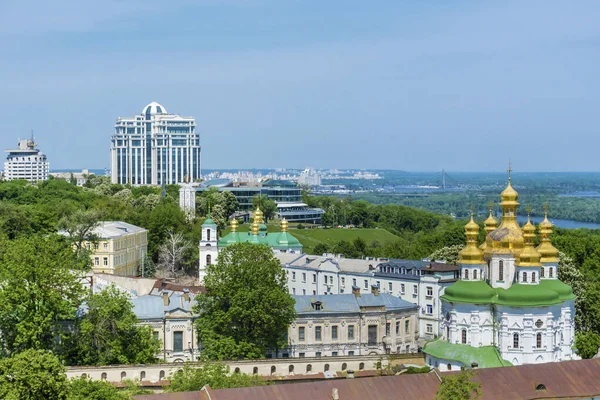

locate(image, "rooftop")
(292, 293), (418, 315)
(423, 339), (512, 369)
(92, 221), (147, 239)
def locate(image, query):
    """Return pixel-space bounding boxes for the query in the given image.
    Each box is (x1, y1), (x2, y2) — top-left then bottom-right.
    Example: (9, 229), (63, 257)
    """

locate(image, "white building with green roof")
(424, 172), (576, 371)
(198, 208), (303, 283)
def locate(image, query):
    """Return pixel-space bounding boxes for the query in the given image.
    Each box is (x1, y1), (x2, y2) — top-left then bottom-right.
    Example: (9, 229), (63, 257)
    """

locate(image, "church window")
(541, 267), (545, 278)
(513, 333), (520, 348)
(206, 229), (211, 241)
(536, 333), (542, 348)
(461, 329), (467, 344)
(447, 364), (452, 371)
(206, 254), (211, 265)
(549, 268), (553, 278)
(535, 319), (543, 328)
(532, 272), (536, 283)
(522, 272), (527, 283)
(499, 261), (504, 280)
(464, 269), (469, 280)
(474, 270), (478, 280)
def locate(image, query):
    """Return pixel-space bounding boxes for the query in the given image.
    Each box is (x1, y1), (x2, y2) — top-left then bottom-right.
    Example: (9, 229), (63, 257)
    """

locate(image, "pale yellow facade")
(86, 221), (148, 276)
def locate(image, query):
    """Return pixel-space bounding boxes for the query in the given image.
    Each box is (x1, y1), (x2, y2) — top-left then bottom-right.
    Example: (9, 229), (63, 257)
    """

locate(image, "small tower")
(199, 214), (218, 284)
(480, 201), (497, 251)
(537, 204), (560, 280)
(515, 208), (543, 285)
(458, 209), (486, 282)
(179, 184), (196, 221)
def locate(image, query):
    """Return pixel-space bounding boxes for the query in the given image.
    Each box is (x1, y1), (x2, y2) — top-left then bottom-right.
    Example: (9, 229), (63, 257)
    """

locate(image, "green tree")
(194, 243), (296, 360)
(0, 349), (69, 400)
(167, 362), (267, 392)
(140, 255), (156, 278)
(574, 331), (600, 359)
(65, 285), (160, 366)
(313, 242), (330, 255)
(428, 244), (465, 265)
(0, 235), (87, 356)
(353, 236), (367, 256)
(558, 252), (589, 331)
(251, 195), (277, 221)
(436, 369), (482, 400)
(67, 377), (129, 400)
(57, 209), (102, 257)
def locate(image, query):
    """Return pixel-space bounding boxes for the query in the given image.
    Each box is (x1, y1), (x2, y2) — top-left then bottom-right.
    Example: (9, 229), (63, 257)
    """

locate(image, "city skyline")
(2, 1), (600, 172)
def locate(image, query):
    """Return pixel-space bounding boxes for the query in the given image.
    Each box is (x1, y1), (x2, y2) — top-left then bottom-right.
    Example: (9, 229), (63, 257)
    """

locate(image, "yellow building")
(86, 221), (148, 276)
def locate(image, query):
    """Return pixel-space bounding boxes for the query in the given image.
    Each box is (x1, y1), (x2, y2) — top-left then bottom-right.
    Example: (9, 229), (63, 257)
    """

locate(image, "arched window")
(270, 366), (276, 375)
(206, 254), (211, 265)
(81, 373), (87, 378)
(537, 333), (542, 349)
(101, 372), (107, 381)
(499, 260), (504, 280)
(532, 272), (536, 283)
(306, 364), (312, 373)
(473, 270), (478, 280)
(341, 363), (347, 371)
(159, 370), (165, 380)
(447, 364), (452, 371)
(140, 371), (146, 380)
(549, 268), (553, 278)
(541, 267), (545, 278)
(522, 272), (527, 283)
(464, 269), (469, 280)
(513, 333), (520, 348)
(289, 365), (294, 373)
(461, 329), (467, 344)
(206, 229), (211, 241)
(121, 371), (127, 381)
(324, 364), (330, 372)
(234, 367), (240, 374)
(359, 362), (365, 370)
(253, 367), (258, 375)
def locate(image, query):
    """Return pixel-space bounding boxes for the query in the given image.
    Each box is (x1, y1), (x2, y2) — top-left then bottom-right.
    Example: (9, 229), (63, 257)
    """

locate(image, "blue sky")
(2, 0), (599, 171)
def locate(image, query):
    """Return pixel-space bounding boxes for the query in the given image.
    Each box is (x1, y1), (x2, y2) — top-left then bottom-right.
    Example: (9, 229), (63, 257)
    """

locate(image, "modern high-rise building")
(3, 137), (49, 182)
(110, 102), (200, 185)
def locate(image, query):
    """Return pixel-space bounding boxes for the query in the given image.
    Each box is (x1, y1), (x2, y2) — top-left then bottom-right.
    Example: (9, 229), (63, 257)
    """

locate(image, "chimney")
(352, 286), (361, 298)
(471, 362), (479, 369)
(162, 290), (170, 306)
(332, 388), (339, 400)
(371, 284), (379, 296)
(346, 370), (355, 379)
(183, 288), (190, 302)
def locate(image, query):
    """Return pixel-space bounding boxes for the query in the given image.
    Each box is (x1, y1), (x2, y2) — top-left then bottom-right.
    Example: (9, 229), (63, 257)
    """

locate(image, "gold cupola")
(230, 218), (238, 232)
(281, 218), (289, 232)
(536, 204), (559, 263)
(516, 208), (542, 267)
(458, 210), (485, 265)
(480, 201), (498, 251)
(485, 163), (524, 256)
(254, 208), (264, 224)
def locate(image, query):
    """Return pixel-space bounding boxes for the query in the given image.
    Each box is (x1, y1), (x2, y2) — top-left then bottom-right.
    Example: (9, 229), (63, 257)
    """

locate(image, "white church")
(424, 172), (577, 370)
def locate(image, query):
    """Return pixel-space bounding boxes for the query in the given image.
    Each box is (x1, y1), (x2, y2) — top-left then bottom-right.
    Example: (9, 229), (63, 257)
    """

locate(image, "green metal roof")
(423, 340), (512, 369)
(442, 281), (497, 305)
(217, 230), (303, 250)
(442, 279), (573, 307)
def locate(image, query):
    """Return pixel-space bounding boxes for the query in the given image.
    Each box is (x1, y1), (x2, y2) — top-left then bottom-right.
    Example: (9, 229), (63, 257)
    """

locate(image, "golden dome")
(281, 218), (289, 232)
(230, 218), (238, 233)
(251, 220), (259, 235)
(480, 202), (498, 251)
(458, 215), (485, 264)
(536, 205), (559, 263)
(254, 208), (264, 224)
(485, 164), (523, 256)
(516, 213), (541, 267)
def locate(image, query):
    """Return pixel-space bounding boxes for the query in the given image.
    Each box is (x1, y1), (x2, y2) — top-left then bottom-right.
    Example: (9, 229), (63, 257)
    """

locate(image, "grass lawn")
(219, 224), (399, 254)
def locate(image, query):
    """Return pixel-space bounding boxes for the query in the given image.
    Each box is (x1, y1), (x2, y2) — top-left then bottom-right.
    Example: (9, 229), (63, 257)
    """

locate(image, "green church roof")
(423, 340), (512, 369)
(539, 279), (575, 301)
(496, 283), (561, 307)
(217, 228), (303, 250)
(202, 217), (216, 226)
(442, 281), (497, 305)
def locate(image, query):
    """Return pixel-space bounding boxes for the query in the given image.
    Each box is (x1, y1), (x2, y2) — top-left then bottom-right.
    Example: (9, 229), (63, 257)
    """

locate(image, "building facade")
(50, 169), (90, 186)
(77, 221), (148, 276)
(424, 173), (577, 371)
(4, 138), (49, 182)
(284, 289), (419, 358)
(111, 102), (200, 186)
(297, 168), (322, 186)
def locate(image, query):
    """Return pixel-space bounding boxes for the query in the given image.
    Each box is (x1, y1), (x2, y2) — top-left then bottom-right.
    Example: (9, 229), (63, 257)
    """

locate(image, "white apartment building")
(276, 253), (459, 341)
(111, 102), (200, 186)
(4, 138), (49, 182)
(297, 168), (321, 186)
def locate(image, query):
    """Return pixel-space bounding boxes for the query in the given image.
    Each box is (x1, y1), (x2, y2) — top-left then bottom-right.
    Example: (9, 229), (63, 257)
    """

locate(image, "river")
(515, 216), (600, 230)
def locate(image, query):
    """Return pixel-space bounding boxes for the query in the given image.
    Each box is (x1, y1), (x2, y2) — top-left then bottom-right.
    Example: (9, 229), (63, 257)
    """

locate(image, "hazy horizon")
(2, 0), (600, 172)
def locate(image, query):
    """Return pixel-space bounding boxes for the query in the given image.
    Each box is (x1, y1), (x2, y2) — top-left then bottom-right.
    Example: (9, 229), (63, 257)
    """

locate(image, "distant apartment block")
(297, 167), (321, 186)
(111, 102), (200, 186)
(83, 221), (148, 276)
(4, 137), (49, 182)
(50, 169), (90, 186)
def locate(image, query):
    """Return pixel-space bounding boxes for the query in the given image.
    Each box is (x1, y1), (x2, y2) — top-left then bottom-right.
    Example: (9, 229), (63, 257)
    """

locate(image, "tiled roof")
(133, 358), (600, 400)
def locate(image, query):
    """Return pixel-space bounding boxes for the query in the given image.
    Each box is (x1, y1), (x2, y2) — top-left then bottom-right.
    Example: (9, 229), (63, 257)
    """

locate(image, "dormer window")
(311, 301), (323, 311)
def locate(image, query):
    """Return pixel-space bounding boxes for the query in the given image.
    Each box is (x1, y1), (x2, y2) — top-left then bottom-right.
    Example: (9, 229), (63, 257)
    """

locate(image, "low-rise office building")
(4, 137), (49, 182)
(284, 288), (419, 358)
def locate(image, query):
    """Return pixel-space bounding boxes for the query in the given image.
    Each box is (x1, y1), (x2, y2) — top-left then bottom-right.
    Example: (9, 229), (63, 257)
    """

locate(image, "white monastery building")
(424, 169), (577, 371)
(3, 137), (49, 182)
(111, 102), (201, 186)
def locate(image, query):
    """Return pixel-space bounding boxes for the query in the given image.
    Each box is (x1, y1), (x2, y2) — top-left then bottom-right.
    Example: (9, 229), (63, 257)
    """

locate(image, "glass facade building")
(111, 102), (200, 185)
